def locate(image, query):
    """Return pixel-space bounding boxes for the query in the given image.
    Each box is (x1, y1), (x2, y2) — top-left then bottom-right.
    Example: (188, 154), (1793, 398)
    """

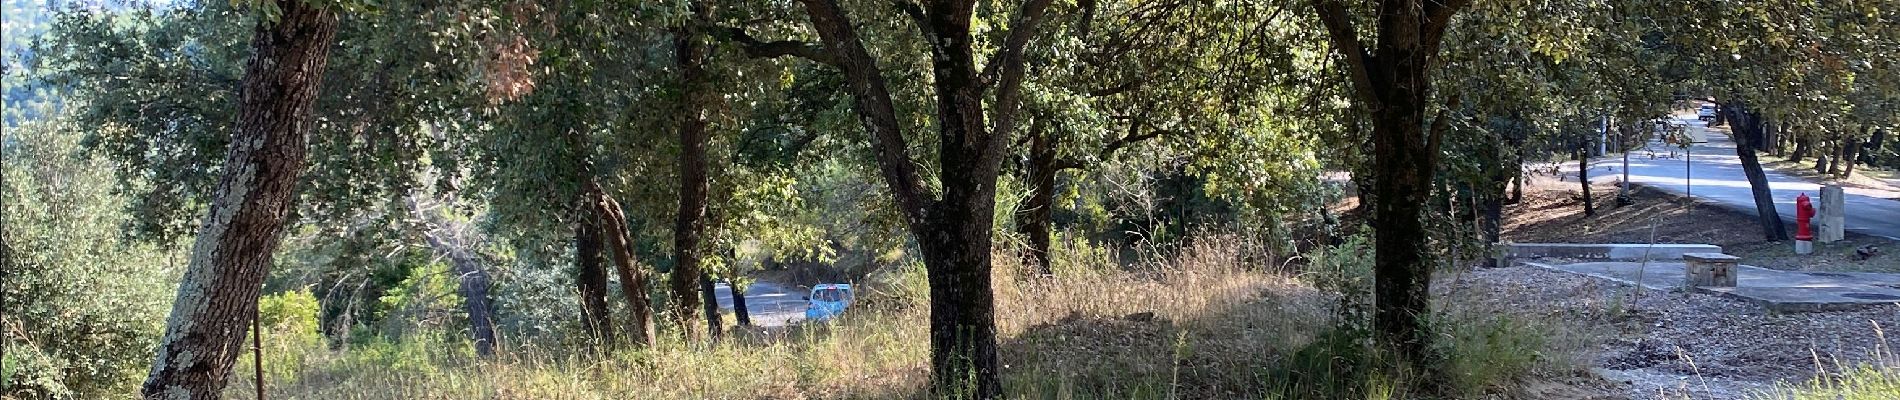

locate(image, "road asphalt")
(713, 281), (807, 327)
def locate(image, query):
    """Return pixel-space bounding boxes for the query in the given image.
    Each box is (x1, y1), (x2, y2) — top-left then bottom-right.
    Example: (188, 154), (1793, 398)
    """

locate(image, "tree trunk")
(574, 215), (616, 346)
(1312, 0), (1467, 374)
(698, 274), (722, 340)
(409, 196), (499, 358)
(1508, 171), (1522, 204)
(1481, 193), (1503, 268)
(142, 2), (337, 397)
(1791, 130), (1810, 163)
(1482, 137), (1511, 268)
(1816, 136), (1832, 173)
(667, 0), (716, 340)
(1828, 137), (1844, 176)
(589, 184), (656, 347)
(731, 283), (751, 327)
(1575, 143), (1591, 211)
(1015, 122), (1057, 276)
(1843, 138), (1860, 177)
(1761, 119), (1778, 153)
(1723, 104), (1790, 241)
(1368, 107), (1438, 369)
(1866, 128), (1887, 164)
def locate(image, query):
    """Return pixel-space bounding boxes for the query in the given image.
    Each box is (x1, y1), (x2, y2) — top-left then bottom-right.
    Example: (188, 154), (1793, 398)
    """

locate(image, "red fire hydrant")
(1795, 193), (1815, 241)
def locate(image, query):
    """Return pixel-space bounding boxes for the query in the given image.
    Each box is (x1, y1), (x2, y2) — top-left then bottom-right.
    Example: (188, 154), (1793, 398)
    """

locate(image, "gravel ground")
(1441, 265), (1900, 399)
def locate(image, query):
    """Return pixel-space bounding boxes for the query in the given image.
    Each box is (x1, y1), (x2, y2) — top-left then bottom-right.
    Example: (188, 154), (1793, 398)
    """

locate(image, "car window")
(813, 288), (846, 302)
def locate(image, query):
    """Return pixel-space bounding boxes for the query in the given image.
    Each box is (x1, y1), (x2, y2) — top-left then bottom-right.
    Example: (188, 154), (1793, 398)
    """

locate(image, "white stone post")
(1818, 185), (1845, 243)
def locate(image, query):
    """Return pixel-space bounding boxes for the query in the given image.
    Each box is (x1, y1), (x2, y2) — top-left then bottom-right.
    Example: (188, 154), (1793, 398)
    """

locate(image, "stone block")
(1504, 243), (1722, 263)
(1684, 252), (1739, 287)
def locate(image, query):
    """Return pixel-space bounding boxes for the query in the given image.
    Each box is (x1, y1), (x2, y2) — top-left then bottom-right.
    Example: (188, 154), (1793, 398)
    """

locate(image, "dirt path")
(1447, 265), (1899, 399)
(1491, 173), (1900, 399)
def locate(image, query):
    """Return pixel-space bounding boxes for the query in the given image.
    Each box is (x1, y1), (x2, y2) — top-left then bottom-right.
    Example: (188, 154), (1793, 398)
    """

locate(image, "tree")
(1309, 0), (1468, 371)
(142, 0), (338, 396)
(587, 182), (658, 347)
(1722, 103), (1791, 241)
(740, 0), (1054, 395)
(407, 190), (498, 357)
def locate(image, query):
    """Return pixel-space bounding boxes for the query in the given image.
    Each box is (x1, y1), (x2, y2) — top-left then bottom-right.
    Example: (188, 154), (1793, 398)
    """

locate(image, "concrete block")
(1684, 252), (1739, 287)
(1505, 243), (1722, 263)
(1818, 185), (1845, 243)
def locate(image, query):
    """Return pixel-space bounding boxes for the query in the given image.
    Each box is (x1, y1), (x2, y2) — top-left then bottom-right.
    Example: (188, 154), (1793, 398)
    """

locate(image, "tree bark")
(668, 0), (716, 341)
(142, 2), (337, 397)
(1722, 104), (1790, 241)
(589, 184), (656, 347)
(574, 215), (616, 346)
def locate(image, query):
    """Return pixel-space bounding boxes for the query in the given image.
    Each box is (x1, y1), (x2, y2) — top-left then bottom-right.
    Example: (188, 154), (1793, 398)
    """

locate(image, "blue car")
(803, 284), (855, 322)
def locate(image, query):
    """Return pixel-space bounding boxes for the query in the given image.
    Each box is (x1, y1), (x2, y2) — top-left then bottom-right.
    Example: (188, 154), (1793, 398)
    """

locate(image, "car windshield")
(813, 288), (848, 302)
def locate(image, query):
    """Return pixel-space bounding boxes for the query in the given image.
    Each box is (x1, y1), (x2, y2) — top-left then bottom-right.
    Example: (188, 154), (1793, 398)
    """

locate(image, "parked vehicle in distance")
(1697, 104), (1717, 121)
(804, 284), (855, 322)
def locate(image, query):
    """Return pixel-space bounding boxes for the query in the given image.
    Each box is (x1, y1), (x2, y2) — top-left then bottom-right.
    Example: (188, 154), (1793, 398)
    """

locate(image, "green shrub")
(244, 289), (326, 381)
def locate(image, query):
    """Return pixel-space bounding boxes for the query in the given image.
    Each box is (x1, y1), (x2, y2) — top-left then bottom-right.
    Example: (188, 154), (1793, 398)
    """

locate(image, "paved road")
(1571, 115), (1900, 240)
(713, 281), (806, 327)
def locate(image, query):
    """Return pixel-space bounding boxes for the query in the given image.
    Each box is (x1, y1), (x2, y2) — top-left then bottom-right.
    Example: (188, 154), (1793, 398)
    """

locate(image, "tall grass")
(216, 234), (1582, 399)
(1757, 323), (1900, 400)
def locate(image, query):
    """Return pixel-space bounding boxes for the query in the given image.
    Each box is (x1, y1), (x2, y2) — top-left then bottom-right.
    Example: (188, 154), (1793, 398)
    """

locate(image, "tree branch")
(1422, 0), (1472, 55)
(1053, 157), (1085, 171)
(716, 27), (838, 66)
(987, 0), (1059, 145)
(1310, 0), (1381, 110)
(1100, 129), (1169, 160)
(1087, 80), (1143, 97)
(796, 0), (933, 227)
(979, 0), (1058, 88)
(1424, 0), (1470, 37)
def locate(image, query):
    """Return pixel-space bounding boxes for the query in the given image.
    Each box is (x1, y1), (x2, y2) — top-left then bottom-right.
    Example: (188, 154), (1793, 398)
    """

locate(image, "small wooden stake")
(254, 302), (264, 400)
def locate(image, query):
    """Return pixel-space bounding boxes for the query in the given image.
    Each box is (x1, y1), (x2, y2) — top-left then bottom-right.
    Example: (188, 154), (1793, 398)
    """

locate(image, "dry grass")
(212, 235), (1592, 400)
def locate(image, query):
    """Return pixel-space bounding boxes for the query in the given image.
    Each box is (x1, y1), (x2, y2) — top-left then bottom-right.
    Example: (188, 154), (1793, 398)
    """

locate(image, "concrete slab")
(1506, 243), (1722, 262)
(1524, 261), (1900, 312)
